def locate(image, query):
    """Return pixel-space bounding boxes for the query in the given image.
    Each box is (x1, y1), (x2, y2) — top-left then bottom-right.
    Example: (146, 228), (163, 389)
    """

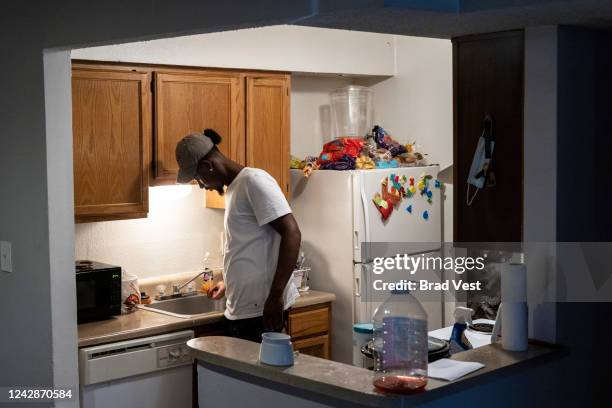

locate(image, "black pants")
(224, 310), (290, 343)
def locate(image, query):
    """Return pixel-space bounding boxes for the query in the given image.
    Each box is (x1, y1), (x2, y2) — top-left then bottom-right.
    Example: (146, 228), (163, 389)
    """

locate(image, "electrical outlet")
(1, 241), (12, 273)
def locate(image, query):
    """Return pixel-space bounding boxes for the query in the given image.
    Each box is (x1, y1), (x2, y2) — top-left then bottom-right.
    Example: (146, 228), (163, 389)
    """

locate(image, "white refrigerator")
(290, 166), (444, 364)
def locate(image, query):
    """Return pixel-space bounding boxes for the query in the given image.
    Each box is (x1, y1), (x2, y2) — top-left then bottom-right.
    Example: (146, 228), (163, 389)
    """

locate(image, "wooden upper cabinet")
(72, 68), (151, 222)
(72, 63), (291, 216)
(153, 72), (243, 186)
(246, 74), (291, 198)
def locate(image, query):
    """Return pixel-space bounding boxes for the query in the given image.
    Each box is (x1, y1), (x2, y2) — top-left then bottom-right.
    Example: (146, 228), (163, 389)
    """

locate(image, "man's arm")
(264, 213), (301, 331)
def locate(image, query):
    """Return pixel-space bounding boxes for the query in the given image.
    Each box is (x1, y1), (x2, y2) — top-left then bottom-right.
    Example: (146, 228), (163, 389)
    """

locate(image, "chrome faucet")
(154, 252), (214, 301)
(154, 269), (212, 301)
(176, 251), (213, 294)
(175, 268), (212, 294)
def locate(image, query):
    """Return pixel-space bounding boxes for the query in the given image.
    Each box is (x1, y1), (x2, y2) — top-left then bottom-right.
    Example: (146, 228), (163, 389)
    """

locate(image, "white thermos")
(499, 258), (528, 351)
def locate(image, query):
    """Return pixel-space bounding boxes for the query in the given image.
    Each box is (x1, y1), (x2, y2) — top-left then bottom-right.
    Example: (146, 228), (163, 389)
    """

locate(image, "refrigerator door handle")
(354, 231), (359, 250)
(360, 174), (370, 243)
(354, 274), (361, 298)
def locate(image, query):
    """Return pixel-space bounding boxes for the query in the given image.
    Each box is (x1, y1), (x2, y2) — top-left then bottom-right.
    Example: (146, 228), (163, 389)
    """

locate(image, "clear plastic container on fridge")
(329, 85), (373, 139)
(372, 289), (428, 394)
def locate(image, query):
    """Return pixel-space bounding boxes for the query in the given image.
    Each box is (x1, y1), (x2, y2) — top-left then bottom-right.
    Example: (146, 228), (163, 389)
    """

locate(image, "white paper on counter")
(428, 358), (485, 381)
(428, 319), (494, 349)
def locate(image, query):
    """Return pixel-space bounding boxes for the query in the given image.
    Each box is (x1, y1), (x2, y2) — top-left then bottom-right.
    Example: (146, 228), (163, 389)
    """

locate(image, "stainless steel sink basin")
(139, 294), (225, 318)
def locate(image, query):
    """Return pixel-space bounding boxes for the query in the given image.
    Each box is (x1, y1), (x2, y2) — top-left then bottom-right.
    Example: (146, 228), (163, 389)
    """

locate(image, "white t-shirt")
(223, 167), (299, 320)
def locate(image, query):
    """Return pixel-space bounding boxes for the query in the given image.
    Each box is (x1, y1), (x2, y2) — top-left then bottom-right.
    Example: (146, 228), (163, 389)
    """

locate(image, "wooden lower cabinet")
(287, 305), (329, 338)
(287, 303), (332, 359)
(293, 334), (330, 360)
(192, 303), (332, 359)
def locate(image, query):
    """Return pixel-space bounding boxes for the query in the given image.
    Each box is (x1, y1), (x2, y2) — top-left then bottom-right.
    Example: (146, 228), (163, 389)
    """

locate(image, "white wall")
(523, 26), (558, 343)
(290, 75), (353, 158)
(44, 49), (80, 402)
(75, 186), (225, 279)
(289, 37), (453, 179)
(356, 36), (454, 241)
(358, 36), (453, 170)
(72, 25), (395, 77)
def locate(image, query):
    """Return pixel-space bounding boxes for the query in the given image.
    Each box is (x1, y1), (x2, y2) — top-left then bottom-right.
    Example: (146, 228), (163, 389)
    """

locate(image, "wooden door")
(72, 69), (151, 222)
(453, 31), (524, 242)
(246, 74), (291, 198)
(154, 72), (243, 206)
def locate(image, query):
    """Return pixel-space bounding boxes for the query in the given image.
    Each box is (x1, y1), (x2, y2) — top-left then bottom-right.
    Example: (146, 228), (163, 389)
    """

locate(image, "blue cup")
(259, 332), (294, 366)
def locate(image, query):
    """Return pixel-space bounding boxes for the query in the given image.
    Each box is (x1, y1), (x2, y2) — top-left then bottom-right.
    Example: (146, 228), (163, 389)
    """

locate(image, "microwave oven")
(76, 260), (122, 323)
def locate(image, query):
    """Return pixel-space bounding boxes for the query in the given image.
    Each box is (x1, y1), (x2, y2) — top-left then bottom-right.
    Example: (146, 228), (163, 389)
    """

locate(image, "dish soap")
(372, 289), (428, 394)
(449, 307), (474, 354)
(199, 269), (214, 293)
(198, 252), (214, 293)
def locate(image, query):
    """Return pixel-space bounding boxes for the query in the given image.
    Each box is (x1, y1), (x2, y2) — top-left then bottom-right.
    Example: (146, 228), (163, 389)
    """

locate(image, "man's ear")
(199, 159), (214, 173)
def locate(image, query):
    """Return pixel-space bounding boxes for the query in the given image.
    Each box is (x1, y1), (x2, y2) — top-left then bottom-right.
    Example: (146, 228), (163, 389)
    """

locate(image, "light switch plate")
(1, 241), (12, 273)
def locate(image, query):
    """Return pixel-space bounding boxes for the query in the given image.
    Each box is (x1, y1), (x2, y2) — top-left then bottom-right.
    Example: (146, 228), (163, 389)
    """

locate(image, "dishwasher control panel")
(157, 344), (192, 368)
(79, 330), (195, 386)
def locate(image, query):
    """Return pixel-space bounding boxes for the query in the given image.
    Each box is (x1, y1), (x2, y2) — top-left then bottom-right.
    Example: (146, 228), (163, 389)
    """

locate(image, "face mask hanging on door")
(466, 115), (495, 206)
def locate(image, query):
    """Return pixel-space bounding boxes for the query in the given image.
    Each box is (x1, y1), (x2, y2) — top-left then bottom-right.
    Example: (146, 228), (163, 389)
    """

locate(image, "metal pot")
(360, 336), (450, 369)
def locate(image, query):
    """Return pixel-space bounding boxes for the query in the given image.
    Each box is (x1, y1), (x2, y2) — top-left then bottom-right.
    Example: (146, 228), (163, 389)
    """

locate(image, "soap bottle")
(199, 251), (214, 293)
(372, 289), (428, 394)
(449, 306), (474, 354)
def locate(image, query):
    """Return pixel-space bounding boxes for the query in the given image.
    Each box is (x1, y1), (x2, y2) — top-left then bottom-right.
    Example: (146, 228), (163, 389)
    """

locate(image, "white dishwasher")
(79, 330), (194, 408)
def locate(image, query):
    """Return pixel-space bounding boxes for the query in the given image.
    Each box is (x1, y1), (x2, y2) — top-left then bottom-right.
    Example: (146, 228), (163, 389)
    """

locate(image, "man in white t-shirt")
(175, 129), (301, 342)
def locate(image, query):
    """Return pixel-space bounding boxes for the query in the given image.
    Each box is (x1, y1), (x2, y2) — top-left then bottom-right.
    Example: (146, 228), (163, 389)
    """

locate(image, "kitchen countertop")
(78, 290), (335, 347)
(188, 336), (564, 408)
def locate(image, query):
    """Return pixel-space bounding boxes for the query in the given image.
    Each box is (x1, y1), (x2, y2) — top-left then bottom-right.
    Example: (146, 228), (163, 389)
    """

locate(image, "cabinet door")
(246, 75), (291, 198)
(287, 306), (330, 338)
(293, 334), (330, 359)
(453, 31), (524, 242)
(154, 72), (243, 199)
(72, 69), (151, 222)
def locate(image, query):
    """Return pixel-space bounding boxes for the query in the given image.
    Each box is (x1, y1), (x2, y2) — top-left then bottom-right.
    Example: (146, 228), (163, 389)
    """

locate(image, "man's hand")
(207, 281), (226, 300)
(263, 293), (285, 332)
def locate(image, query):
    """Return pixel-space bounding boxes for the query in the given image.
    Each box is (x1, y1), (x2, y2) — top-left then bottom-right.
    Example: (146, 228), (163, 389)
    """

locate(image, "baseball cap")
(175, 133), (214, 184)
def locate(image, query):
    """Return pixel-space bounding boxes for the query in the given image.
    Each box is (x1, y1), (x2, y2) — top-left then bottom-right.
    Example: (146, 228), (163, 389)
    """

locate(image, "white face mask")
(466, 117), (495, 206)
(467, 135), (494, 189)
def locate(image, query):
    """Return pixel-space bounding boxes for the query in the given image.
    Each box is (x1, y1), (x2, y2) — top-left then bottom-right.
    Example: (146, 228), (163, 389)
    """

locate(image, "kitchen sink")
(139, 294), (225, 318)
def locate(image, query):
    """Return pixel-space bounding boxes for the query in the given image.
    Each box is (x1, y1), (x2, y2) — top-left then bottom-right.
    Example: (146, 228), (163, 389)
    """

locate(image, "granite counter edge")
(188, 336), (565, 408)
